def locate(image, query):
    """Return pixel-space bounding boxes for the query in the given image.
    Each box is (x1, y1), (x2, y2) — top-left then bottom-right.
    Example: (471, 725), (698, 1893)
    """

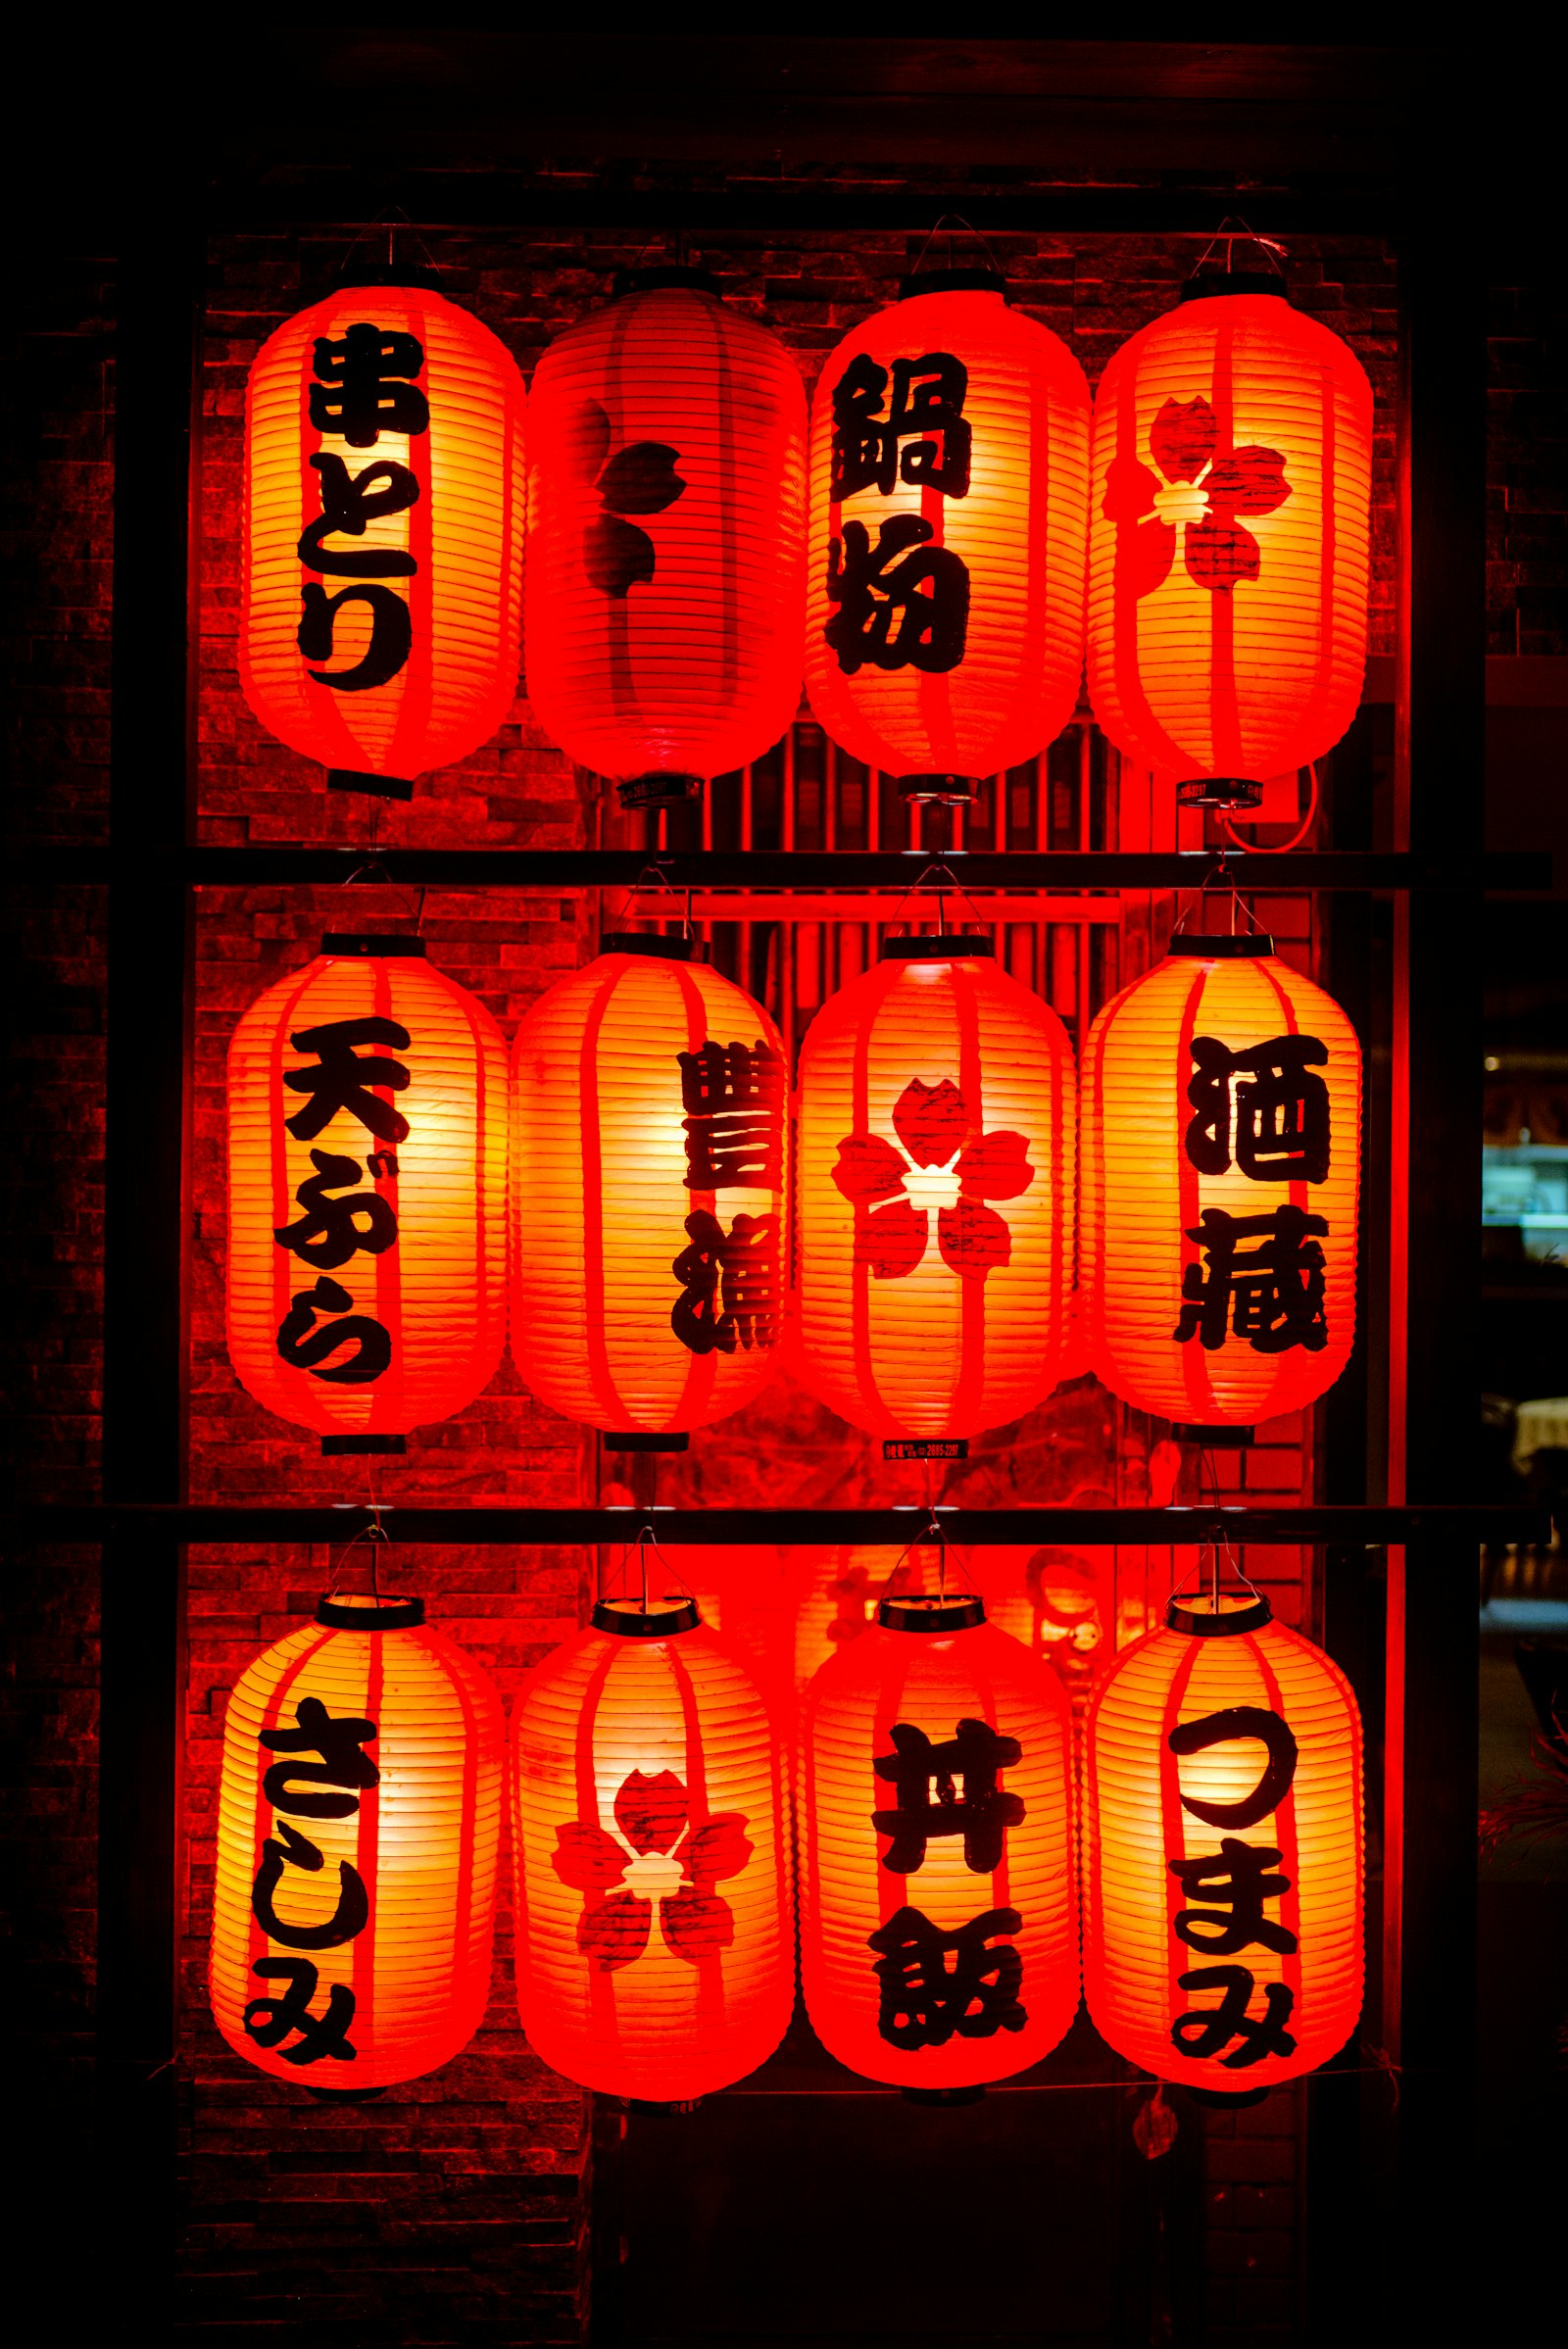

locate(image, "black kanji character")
(1168, 1706), (1298, 1831)
(283, 1016), (412, 1145)
(868, 1904), (1027, 2050)
(1171, 1965), (1298, 2070)
(825, 516), (970, 677)
(243, 1958), (359, 2066)
(309, 323), (429, 448)
(251, 1820), (369, 1952)
(670, 1210), (780, 1356)
(830, 350), (972, 503)
(274, 1150), (398, 1271)
(1186, 1034), (1332, 1184)
(1172, 1204), (1328, 1354)
(872, 1717), (1025, 1876)
(1170, 1836), (1298, 1957)
(677, 1040), (783, 1189)
(298, 580), (413, 693)
(259, 1693), (379, 1822)
(276, 1277), (393, 1385)
(297, 453), (419, 577)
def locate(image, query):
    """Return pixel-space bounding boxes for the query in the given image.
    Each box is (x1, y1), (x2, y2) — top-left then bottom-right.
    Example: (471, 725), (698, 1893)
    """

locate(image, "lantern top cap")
(611, 265), (723, 300)
(880, 935), (995, 962)
(592, 1595), (702, 1639)
(1166, 1593), (1274, 1638)
(1180, 271), (1289, 304)
(1165, 933), (1275, 961)
(319, 932), (428, 958)
(896, 266), (1008, 302)
(315, 1594), (426, 1630)
(599, 931), (710, 964)
(878, 1591), (987, 1634)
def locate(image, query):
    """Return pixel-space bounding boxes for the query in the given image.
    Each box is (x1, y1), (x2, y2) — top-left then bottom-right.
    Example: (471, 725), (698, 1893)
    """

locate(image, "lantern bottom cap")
(593, 1594), (702, 1638)
(1168, 1422), (1254, 1446)
(902, 2082), (987, 2106)
(321, 1433), (408, 1455)
(1186, 2082), (1271, 2108)
(616, 772), (703, 809)
(1174, 776), (1264, 810)
(305, 2083), (388, 2103)
(898, 772), (978, 804)
(325, 767), (416, 802)
(622, 2095), (705, 2114)
(878, 1591), (986, 1634)
(1166, 1593), (1273, 1638)
(602, 1430), (690, 1451)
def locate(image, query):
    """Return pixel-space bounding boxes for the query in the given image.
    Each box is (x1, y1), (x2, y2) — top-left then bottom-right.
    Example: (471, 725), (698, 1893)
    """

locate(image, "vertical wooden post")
(98, 192), (201, 2323)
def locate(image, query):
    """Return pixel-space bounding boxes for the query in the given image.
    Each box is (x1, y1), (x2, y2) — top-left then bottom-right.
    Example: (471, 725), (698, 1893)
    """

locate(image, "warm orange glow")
(1079, 934), (1361, 1427)
(240, 284), (525, 796)
(524, 270), (807, 798)
(510, 936), (786, 1436)
(1083, 1594), (1362, 2090)
(211, 1594), (506, 2089)
(796, 939), (1075, 1439)
(226, 937), (509, 1446)
(799, 1592), (1078, 2089)
(511, 1596), (793, 2102)
(1087, 283), (1371, 787)
(805, 277), (1090, 785)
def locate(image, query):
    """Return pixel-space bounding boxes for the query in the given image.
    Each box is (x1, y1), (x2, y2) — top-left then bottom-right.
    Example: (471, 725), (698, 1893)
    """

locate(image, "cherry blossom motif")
(1102, 395), (1291, 598)
(552, 1767), (753, 1972)
(831, 1078), (1034, 1281)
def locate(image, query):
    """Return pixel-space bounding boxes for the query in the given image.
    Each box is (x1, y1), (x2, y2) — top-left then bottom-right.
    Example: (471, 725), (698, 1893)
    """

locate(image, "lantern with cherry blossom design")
(795, 936), (1075, 1444)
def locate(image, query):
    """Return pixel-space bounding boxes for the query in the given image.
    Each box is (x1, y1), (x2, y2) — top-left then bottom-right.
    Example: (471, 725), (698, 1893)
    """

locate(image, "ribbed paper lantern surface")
(800, 1591), (1078, 2089)
(241, 281), (525, 799)
(806, 272), (1091, 798)
(211, 1594), (506, 2089)
(1079, 933), (1360, 1431)
(1084, 1593), (1362, 2090)
(1087, 276), (1371, 793)
(512, 1595), (793, 2102)
(524, 268), (807, 807)
(511, 934), (786, 1440)
(796, 937), (1074, 1440)
(226, 935), (508, 1450)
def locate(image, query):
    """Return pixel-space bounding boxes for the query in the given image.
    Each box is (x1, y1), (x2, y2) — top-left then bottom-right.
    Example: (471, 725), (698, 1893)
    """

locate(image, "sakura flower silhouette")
(552, 1767), (752, 1972)
(831, 1077), (1034, 1282)
(570, 397), (687, 599)
(1102, 395), (1291, 598)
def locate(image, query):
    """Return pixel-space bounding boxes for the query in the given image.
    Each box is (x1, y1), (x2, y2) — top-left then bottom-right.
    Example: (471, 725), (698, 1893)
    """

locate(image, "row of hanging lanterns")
(227, 926), (1360, 1448)
(214, 1573), (1361, 2102)
(240, 261), (1371, 810)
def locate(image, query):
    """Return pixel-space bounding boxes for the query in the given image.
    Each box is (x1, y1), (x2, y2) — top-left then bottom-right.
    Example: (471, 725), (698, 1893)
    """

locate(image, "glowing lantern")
(241, 280), (526, 800)
(512, 1593), (793, 2102)
(510, 934), (786, 1444)
(805, 269), (1091, 802)
(1083, 1591), (1363, 2090)
(524, 267), (807, 809)
(211, 1593), (506, 2090)
(226, 934), (508, 1452)
(799, 1590), (1078, 2089)
(796, 937), (1074, 1443)
(1087, 272), (1372, 804)
(1078, 933), (1360, 1433)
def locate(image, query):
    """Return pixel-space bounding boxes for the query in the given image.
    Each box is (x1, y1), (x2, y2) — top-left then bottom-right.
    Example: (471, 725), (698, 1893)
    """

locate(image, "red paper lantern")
(241, 281), (525, 800)
(211, 1593), (506, 2091)
(1087, 274), (1372, 801)
(800, 1590), (1078, 2089)
(510, 934), (787, 1443)
(226, 934), (509, 1451)
(512, 1594), (793, 2102)
(1083, 1592), (1363, 2091)
(524, 267), (807, 809)
(795, 937), (1075, 1441)
(805, 270), (1091, 801)
(1078, 933), (1361, 1433)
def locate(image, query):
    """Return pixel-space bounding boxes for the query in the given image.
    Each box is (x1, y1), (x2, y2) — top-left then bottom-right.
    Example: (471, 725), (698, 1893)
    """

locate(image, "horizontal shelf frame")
(20, 1503), (1552, 1548)
(15, 848), (1553, 893)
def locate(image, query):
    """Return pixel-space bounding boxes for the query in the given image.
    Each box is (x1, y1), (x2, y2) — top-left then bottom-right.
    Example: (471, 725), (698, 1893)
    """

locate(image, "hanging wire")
(1190, 217), (1289, 280)
(335, 207), (447, 287)
(905, 211), (1008, 282)
(601, 1519), (694, 1613)
(1166, 1444), (1264, 1618)
(605, 861), (693, 937)
(1171, 839), (1269, 947)
(883, 856), (992, 940)
(1220, 762), (1321, 856)
(325, 1488), (390, 1601)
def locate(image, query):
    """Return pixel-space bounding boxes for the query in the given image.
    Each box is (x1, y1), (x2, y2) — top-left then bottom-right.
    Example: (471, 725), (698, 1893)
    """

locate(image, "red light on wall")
(524, 267), (807, 809)
(512, 1594), (793, 2102)
(211, 1594), (506, 2090)
(1083, 1591), (1363, 2091)
(225, 935), (509, 1451)
(241, 283), (525, 800)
